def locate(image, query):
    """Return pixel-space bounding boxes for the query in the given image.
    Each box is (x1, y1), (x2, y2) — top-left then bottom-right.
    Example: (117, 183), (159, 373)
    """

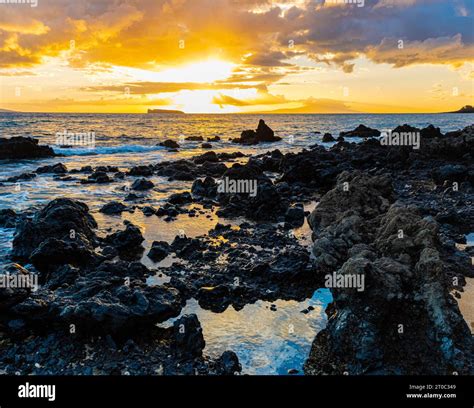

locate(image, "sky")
(0, 0), (473, 114)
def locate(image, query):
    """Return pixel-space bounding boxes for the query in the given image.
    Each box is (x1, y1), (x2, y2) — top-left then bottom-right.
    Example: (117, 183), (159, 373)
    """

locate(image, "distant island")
(447, 105), (474, 113)
(148, 109), (185, 114)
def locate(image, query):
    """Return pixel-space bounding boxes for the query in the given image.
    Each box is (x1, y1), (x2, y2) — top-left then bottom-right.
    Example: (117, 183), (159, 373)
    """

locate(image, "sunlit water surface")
(1, 113), (472, 374)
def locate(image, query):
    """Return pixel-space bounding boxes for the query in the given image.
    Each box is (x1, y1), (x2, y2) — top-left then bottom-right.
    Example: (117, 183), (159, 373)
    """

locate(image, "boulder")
(159, 140), (180, 149)
(0, 137), (56, 160)
(172, 314), (206, 358)
(131, 178), (154, 191)
(322, 133), (335, 142)
(36, 163), (68, 174)
(100, 201), (127, 215)
(104, 222), (144, 252)
(12, 198), (98, 261)
(147, 241), (171, 262)
(340, 124), (381, 138)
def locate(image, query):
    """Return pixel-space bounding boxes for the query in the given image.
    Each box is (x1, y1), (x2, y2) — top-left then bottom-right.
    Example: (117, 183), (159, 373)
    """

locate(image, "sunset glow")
(0, 0), (472, 113)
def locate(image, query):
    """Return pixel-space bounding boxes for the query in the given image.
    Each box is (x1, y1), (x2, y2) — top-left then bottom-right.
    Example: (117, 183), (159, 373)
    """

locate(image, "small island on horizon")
(147, 108), (185, 114)
(447, 105), (474, 114)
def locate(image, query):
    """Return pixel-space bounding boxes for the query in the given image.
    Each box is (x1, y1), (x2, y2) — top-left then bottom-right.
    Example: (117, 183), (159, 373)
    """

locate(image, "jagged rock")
(322, 133), (335, 142)
(191, 177), (217, 198)
(104, 222), (144, 252)
(159, 140), (180, 149)
(304, 173), (474, 375)
(128, 165), (154, 177)
(36, 163), (68, 174)
(99, 201), (127, 215)
(0, 137), (56, 160)
(233, 120), (281, 144)
(147, 241), (171, 262)
(285, 205), (305, 228)
(131, 178), (154, 191)
(172, 314), (205, 358)
(185, 136), (204, 141)
(0, 209), (18, 228)
(12, 199), (98, 261)
(30, 235), (99, 273)
(168, 192), (193, 205)
(340, 124), (381, 138)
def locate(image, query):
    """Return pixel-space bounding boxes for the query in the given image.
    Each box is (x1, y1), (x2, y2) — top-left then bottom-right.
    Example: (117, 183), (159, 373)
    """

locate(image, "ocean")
(0, 112), (472, 374)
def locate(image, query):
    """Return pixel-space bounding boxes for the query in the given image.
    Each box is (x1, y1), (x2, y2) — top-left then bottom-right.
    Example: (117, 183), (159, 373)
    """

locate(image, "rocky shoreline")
(0, 121), (473, 375)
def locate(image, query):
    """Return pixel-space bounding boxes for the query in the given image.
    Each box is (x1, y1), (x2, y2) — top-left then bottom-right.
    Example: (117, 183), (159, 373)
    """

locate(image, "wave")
(53, 144), (166, 156)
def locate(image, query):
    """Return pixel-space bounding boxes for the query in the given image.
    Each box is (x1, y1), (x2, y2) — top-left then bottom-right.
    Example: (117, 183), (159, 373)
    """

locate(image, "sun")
(158, 59), (236, 83)
(120, 59), (236, 84)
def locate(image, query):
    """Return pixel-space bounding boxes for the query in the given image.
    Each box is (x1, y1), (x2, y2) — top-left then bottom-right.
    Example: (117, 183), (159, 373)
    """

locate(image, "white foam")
(53, 144), (166, 156)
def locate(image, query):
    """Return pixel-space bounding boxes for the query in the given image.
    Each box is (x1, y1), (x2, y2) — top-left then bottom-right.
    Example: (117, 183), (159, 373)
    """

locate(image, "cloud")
(0, 0), (471, 72)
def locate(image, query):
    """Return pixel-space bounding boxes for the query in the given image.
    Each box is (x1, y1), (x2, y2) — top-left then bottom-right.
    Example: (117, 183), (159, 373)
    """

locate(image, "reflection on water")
(161, 289), (332, 375)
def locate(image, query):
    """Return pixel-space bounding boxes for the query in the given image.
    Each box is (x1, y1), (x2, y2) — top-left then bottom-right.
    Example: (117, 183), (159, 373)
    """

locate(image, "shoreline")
(0, 120), (473, 375)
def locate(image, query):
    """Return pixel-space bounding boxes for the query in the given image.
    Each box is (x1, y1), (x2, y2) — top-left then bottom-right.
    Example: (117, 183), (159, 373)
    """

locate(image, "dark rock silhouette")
(233, 120), (282, 144)
(340, 124), (381, 138)
(0, 137), (56, 160)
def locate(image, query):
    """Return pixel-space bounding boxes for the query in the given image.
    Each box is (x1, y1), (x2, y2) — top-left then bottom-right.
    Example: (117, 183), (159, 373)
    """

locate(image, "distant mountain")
(0, 108), (17, 113)
(148, 109), (184, 114)
(447, 105), (474, 113)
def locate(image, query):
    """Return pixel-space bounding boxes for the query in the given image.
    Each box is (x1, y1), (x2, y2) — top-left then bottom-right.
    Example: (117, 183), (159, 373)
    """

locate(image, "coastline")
(0, 119), (473, 375)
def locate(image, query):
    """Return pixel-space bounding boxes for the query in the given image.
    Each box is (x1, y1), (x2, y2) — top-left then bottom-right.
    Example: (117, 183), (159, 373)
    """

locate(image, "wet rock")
(256, 119), (281, 142)
(214, 351), (242, 375)
(124, 193), (140, 201)
(168, 192), (193, 205)
(141, 206), (156, 217)
(104, 222), (144, 253)
(83, 171), (111, 184)
(99, 201), (127, 215)
(0, 209), (18, 228)
(131, 178), (154, 191)
(285, 205), (305, 228)
(147, 241), (171, 263)
(194, 151), (219, 164)
(159, 140), (180, 149)
(207, 136), (221, 142)
(198, 285), (231, 313)
(19, 275), (184, 332)
(30, 235), (99, 273)
(340, 124), (381, 138)
(12, 198), (98, 262)
(36, 163), (68, 174)
(421, 124), (443, 138)
(172, 314), (205, 358)
(201, 143), (212, 149)
(0, 137), (56, 160)
(233, 120), (281, 144)
(128, 165), (154, 177)
(186, 136), (204, 141)
(305, 173), (474, 375)
(6, 172), (37, 182)
(322, 133), (335, 142)
(191, 177), (217, 198)
(392, 124), (420, 134)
